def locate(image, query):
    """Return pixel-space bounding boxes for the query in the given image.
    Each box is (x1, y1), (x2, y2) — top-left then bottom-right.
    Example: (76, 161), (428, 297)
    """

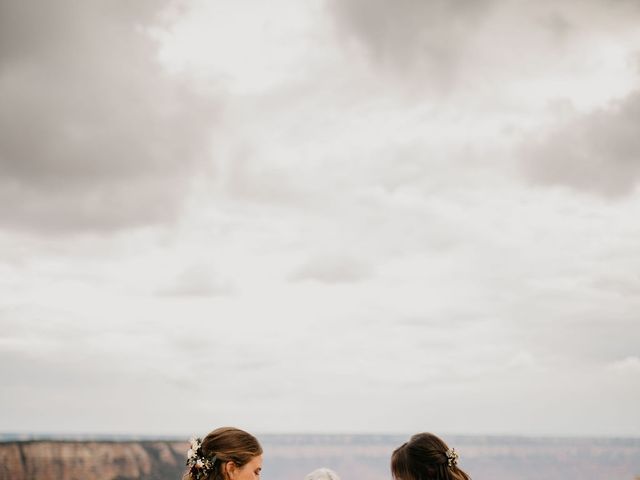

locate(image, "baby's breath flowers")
(445, 448), (459, 468)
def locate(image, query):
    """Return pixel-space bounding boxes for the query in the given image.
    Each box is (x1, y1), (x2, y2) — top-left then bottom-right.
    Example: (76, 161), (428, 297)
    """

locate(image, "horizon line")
(2, 432), (640, 442)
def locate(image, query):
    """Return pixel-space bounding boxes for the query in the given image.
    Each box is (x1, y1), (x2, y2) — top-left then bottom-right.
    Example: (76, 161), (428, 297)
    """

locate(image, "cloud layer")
(1, 0), (640, 437)
(0, 0), (215, 232)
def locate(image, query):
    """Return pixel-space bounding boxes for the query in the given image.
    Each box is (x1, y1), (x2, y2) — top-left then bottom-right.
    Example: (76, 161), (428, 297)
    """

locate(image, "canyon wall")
(0, 441), (187, 480)
(2, 435), (640, 480)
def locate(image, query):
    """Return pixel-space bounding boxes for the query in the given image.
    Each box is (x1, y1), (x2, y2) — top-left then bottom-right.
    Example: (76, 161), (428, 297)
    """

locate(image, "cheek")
(242, 468), (254, 480)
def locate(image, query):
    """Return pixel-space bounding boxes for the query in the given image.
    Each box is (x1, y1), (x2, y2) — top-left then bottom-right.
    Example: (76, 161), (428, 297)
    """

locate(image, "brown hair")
(182, 427), (263, 480)
(391, 433), (471, 480)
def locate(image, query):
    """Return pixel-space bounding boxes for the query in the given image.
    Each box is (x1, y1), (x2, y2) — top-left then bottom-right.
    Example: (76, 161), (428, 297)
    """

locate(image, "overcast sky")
(1, 0), (640, 438)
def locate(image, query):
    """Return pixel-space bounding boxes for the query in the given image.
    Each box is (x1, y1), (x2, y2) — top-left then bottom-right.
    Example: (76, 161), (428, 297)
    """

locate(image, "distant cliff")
(2, 435), (640, 480)
(0, 441), (187, 480)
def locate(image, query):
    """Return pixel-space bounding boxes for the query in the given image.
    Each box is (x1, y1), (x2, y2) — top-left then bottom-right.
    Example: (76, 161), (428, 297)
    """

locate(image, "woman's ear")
(224, 461), (237, 480)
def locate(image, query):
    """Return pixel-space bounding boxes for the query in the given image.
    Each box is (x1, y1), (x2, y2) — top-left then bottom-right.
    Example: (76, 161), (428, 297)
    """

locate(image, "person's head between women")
(305, 467), (341, 480)
(183, 426), (263, 480)
(391, 433), (470, 480)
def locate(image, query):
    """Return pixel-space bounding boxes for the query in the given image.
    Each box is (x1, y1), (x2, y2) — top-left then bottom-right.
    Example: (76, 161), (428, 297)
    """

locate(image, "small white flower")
(446, 448), (459, 467)
(196, 459), (204, 468)
(187, 449), (196, 459)
(190, 437), (201, 450)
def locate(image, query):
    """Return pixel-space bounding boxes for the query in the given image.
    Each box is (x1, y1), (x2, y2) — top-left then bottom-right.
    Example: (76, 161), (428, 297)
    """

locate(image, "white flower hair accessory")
(186, 437), (217, 480)
(445, 448), (459, 468)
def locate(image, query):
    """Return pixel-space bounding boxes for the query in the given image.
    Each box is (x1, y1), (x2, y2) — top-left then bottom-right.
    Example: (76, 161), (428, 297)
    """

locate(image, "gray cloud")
(522, 89), (640, 196)
(157, 264), (234, 297)
(327, 0), (494, 84)
(289, 254), (373, 284)
(0, 1), (215, 233)
(326, 0), (640, 95)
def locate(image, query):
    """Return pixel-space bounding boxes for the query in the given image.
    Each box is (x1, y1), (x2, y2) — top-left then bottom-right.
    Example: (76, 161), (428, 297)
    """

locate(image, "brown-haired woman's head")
(183, 427), (263, 480)
(391, 433), (470, 480)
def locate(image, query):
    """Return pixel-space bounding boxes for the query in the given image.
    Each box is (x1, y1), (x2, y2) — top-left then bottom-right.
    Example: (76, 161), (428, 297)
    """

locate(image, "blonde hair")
(305, 468), (341, 480)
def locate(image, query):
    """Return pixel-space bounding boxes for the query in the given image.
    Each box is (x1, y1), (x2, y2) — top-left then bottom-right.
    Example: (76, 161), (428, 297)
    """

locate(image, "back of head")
(305, 468), (341, 480)
(391, 433), (470, 480)
(183, 426), (263, 480)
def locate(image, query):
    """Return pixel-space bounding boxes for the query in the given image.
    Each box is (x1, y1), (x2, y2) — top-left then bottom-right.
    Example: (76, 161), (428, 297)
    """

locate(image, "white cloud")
(154, 0), (326, 94)
(610, 356), (640, 373)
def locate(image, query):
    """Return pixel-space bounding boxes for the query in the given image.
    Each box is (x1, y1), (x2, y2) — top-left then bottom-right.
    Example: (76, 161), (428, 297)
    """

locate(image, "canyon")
(1, 435), (640, 480)
(0, 440), (187, 480)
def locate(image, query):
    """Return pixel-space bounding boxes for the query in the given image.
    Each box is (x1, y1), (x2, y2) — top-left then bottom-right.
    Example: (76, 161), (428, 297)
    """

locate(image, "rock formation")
(0, 441), (187, 480)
